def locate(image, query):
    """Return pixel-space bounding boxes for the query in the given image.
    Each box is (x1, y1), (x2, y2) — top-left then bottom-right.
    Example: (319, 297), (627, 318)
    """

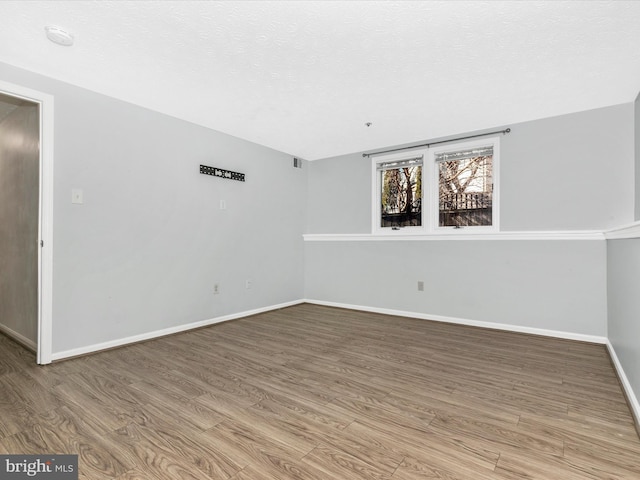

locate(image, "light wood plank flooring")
(1, 303), (639, 479)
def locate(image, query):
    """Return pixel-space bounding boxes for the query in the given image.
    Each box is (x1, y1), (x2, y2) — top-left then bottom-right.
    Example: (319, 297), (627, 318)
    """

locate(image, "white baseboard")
(51, 299), (304, 361)
(304, 299), (608, 344)
(606, 340), (640, 430)
(0, 323), (37, 352)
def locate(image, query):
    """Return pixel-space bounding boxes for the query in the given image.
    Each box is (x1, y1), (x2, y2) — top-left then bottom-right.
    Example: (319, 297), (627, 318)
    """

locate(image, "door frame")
(0, 80), (54, 364)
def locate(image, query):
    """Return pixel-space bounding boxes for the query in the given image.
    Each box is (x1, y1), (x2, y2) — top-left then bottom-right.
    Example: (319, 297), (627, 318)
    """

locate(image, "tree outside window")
(379, 160), (422, 228)
(437, 146), (493, 228)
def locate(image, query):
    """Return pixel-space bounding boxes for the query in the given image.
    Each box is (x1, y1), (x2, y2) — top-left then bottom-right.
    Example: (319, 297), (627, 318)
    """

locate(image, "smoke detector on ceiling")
(45, 26), (74, 46)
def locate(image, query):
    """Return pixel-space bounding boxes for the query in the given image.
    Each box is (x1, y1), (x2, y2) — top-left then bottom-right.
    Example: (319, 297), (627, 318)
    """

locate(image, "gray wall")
(607, 239), (640, 411)
(0, 99), (39, 344)
(607, 90), (640, 420)
(501, 105), (633, 231)
(307, 152), (372, 234)
(0, 61), (307, 354)
(307, 104), (634, 233)
(305, 105), (635, 337)
(305, 240), (607, 336)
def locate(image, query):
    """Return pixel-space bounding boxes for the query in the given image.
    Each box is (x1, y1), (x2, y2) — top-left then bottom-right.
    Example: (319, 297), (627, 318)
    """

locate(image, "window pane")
(381, 165), (422, 228)
(438, 152), (492, 227)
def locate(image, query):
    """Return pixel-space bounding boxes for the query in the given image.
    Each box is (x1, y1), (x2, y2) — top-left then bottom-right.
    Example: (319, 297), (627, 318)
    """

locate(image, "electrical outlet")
(245, 279), (252, 289)
(417, 281), (424, 292)
(213, 284), (220, 295)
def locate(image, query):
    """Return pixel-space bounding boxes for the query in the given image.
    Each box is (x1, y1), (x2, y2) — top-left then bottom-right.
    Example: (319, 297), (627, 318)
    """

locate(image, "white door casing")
(0, 80), (54, 364)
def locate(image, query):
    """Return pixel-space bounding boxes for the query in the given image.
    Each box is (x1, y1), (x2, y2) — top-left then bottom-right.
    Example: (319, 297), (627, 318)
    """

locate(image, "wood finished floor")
(1, 303), (639, 479)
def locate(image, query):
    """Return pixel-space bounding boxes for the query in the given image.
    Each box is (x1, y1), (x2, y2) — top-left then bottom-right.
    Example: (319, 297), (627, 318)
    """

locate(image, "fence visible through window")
(439, 192), (492, 226)
(437, 146), (493, 228)
(378, 156), (423, 228)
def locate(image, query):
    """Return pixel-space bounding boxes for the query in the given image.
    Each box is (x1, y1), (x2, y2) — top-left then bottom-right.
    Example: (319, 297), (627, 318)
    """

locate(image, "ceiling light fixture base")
(45, 26), (74, 46)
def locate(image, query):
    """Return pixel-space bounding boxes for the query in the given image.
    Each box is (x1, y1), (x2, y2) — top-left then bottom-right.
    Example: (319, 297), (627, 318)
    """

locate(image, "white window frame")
(371, 137), (500, 235)
(372, 149), (427, 235)
(430, 137), (500, 233)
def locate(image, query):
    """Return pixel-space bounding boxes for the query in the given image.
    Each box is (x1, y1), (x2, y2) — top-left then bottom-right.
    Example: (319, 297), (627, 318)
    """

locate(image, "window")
(379, 156), (423, 228)
(373, 152), (425, 233)
(436, 144), (494, 229)
(372, 137), (499, 234)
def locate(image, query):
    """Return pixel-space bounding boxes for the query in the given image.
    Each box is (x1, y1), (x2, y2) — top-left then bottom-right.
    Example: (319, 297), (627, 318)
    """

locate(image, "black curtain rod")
(362, 128), (511, 158)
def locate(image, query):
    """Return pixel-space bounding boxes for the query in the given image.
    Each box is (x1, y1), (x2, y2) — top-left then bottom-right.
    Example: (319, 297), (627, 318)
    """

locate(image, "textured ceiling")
(0, 1), (640, 160)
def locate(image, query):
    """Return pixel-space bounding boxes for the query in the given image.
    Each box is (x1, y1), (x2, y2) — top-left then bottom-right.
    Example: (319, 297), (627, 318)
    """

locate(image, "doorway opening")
(0, 81), (53, 364)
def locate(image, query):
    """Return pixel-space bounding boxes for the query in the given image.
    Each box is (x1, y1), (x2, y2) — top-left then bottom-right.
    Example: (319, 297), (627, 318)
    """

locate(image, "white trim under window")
(371, 137), (500, 235)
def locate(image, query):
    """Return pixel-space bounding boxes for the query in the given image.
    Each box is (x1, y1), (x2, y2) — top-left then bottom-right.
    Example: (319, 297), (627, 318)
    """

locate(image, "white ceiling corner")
(0, 0), (639, 160)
